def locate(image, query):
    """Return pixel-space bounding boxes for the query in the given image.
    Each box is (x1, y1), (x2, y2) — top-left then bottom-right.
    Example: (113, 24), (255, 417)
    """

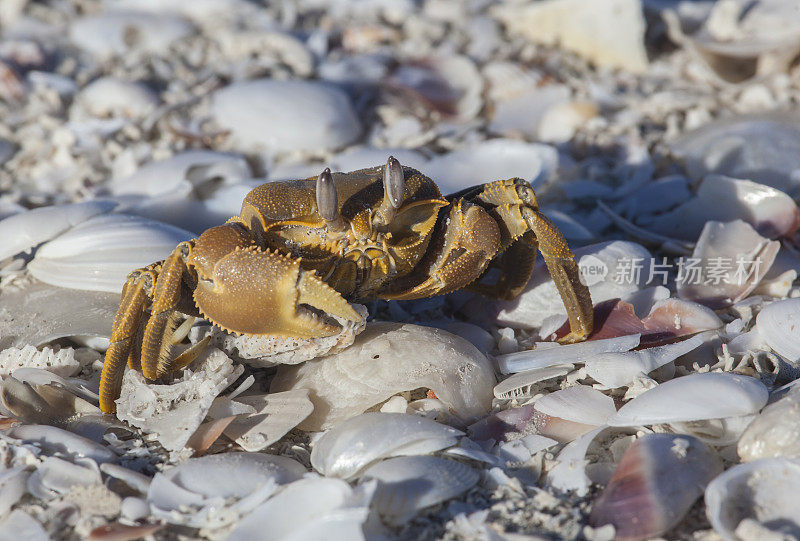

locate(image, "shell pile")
(1, 0), (800, 539)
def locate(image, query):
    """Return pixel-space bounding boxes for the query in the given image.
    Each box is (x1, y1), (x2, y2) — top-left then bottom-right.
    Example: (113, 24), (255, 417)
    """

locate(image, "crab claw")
(193, 245), (359, 338)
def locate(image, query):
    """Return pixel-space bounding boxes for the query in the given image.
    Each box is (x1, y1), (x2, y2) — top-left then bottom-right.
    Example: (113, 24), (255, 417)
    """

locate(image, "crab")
(98, 157), (593, 413)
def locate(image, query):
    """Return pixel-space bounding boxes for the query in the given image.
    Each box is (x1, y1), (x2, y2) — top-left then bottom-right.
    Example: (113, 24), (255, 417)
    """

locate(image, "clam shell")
(213, 79), (362, 153)
(756, 298), (800, 362)
(0, 200), (116, 261)
(310, 412), (463, 480)
(705, 458), (800, 541)
(227, 477), (372, 541)
(534, 386), (617, 427)
(148, 452), (306, 528)
(607, 372), (768, 427)
(27, 213), (194, 293)
(359, 456), (479, 525)
(590, 434), (722, 540)
(271, 322), (494, 431)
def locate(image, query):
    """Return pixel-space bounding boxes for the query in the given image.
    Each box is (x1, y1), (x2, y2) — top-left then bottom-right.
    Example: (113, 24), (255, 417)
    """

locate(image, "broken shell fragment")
(756, 298), (800, 362)
(590, 434), (723, 540)
(738, 389), (800, 462)
(271, 322), (494, 431)
(533, 386), (617, 427)
(310, 412), (463, 480)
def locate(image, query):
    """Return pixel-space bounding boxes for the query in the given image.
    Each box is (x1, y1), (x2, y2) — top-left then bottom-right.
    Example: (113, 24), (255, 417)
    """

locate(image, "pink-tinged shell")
(589, 434), (722, 540)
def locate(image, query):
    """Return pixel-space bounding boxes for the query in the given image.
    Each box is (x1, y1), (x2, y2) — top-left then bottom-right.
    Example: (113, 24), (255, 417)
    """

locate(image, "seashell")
(213, 79), (362, 153)
(100, 463), (152, 495)
(534, 386), (617, 427)
(359, 456), (479, 525)
(671, 414), (756, 447)
(648, 175), (800, 240)
(585, 335), (705, 388)
(494, 334), (641, 375)
(492, 0), (648, 72)
(227, 477), (373, 541)
(310, 412), (463, 480)
(27, 456), (102, 500)
(494, 241), (653, 330)
(488, 84), (570, 140)
(27, 213), (194, 293)
(607, 372), (768, 427)
(705, 458), (800, 541)
(271, 322), (494, 431)
(493, 364), (573, 400)
(116, 348), (243, 454)
(424, 139), (557, 195)
(0, 345), (81, 378)
(738, 389), (800, 462)
(0, 200), (116, 262)
(589, 434), (723, 540)
(547, 426), (606, 495)
(216, 390), (315, 452)
(384, 55), (482, 122)
(4, 424), (116, 464)
(147, 452), (306, 528)
(670, 113), (800, 197)
(110, 150), (251, 197)
(319, 53), (391, 85)
(217, 30), (314, 77)
(88, 523), (164, 541)
(109, 0), (257, 22)
(69, 11), (193, 59)
(623, 175), (692, 221)
(0, 282), (119, 349)
(0, 510), (48, 541)
(329, 146), (428, 174)
(119, 497), (152, 521)
(756, 298), (800, 362)
(0, 467), (29, 520)
(73, 77), (159, 120)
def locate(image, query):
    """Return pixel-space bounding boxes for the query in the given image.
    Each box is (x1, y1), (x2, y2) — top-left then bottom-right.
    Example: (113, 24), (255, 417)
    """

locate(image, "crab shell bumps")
(99, 157), (594, 413)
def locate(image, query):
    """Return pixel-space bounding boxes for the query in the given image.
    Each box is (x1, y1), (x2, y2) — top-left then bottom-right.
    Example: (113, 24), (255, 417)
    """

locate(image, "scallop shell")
(213, 79), (362, 153)
(705, 458), (800, 541)
(359, 456), (479, 525)
(271, 322), (495, 431)
(756, 298), (800, 362)
(27, 213), (194, 293)
(0, 200), (116, 262)
(310, 412), (463, 480)
(607, 372), (768, 427)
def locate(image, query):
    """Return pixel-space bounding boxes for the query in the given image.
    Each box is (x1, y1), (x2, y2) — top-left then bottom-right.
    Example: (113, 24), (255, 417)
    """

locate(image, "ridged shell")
(27, 213), (194, 293)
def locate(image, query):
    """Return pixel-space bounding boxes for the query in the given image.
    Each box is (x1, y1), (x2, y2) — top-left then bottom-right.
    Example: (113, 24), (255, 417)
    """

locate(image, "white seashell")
(0, 511), (48, 541)
(228, 477), (373, 541)
(677, 220), (779, 309)
(492, 0), (648, 72)
(218, 390), (315, 452)
(705, 458), (800, 541)
(0, 282), (119, 349)
(0, 200), (116, 261)
(648, 175), (799, 240)
(488, 84), (570, 140)
(0, 467), (28, 520)
(756, 298), (800, 362)
(213, 79), (362, 153)
(589, 434), (723, 539)
(495, 334), (641, 374)
(494, 241), (653, 330)
(217, 30), (315, 77)
(109, 0), (257, 22)
(69, 11), (193, 59)
(671, 414), (756, 447)
(424, 139), (557, 195)
(670, 114), (800, 197)
(310, 412), (463, 480)
(116, 348), (243, 454)
(493, 365), (573, 400)
(534, 386), (617, 427)
(120, 496), (151, 521)
(271, 323), (494, 431)
(0, 345), (81, 378)
(585, 335), (705, 388)
(359, 456), (479, 525)
(738, 389), (800, 462)
(329, 146), (428, 173)
(27, 456), (101, 500)
(100, 463), (152, 495)
(110, 150), (251, 196)
(148, 452), (306, 528)
(607, 372), (768, 427)
(28, 213), (194, 293)
(73, 77), (158, 119)
(547, 426), (606, 495)
(4, 425), (116, 464)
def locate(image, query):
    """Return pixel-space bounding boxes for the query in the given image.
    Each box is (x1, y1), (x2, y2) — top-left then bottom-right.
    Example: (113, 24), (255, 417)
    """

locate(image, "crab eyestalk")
(316, 168), (347, 233)
(374, 156), (404, 227)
